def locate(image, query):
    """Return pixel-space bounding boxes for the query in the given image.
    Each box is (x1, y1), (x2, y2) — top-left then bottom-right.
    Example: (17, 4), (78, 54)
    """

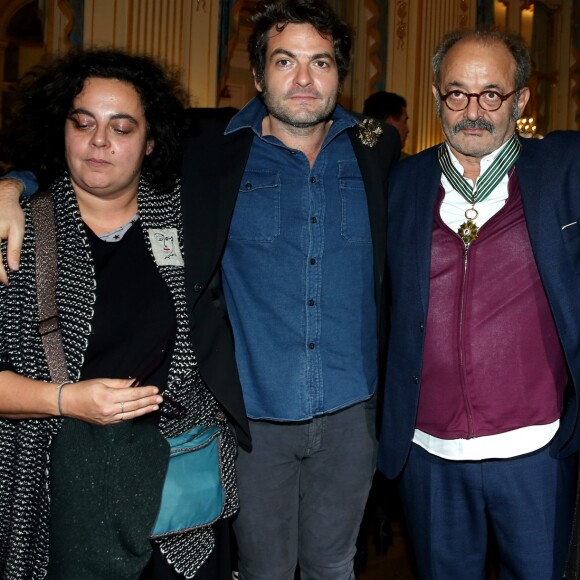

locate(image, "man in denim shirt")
(0, 1), (400, 577)
(217, 3), (398, 577)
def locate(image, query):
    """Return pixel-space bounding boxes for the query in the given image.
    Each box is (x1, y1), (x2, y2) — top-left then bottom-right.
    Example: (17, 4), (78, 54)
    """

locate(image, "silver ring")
(120, 401), (125, 420)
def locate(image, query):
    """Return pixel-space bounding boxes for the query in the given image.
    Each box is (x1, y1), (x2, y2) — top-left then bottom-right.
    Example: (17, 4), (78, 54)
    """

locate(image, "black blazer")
(180, 106), (400, 449)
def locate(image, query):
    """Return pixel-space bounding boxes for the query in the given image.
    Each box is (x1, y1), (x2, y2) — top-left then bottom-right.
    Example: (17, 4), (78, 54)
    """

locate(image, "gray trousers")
(233, 396), (378, 580)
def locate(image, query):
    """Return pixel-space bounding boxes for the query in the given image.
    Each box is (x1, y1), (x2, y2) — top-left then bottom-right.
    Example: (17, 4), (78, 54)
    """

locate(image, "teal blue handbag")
(151, 425), (225, 538)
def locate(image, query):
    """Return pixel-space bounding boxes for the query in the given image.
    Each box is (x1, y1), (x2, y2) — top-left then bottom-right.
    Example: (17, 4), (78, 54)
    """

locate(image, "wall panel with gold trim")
(83, 0), (219, 106)
(43, 0), (220, 107)
(386, 0), (477, 153)
(495, 0), (579, 132)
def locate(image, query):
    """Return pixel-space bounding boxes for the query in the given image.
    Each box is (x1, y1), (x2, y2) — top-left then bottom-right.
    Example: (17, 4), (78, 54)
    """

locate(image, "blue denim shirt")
(223, 97), (377, 420)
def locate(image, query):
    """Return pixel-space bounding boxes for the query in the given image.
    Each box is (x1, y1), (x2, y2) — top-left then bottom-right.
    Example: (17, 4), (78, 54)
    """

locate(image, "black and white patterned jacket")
(0, 174), (238, 579)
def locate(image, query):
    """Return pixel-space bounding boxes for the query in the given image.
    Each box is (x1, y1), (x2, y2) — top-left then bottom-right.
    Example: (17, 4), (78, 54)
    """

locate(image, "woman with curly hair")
(0, 49), (238, 579)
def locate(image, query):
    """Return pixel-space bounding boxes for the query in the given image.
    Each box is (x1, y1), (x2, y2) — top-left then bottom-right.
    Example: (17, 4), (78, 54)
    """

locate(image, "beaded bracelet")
(57, 381), (73, 416)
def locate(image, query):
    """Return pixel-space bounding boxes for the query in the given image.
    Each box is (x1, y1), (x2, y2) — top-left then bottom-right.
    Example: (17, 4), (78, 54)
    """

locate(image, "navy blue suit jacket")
(379, 131), (580, 479)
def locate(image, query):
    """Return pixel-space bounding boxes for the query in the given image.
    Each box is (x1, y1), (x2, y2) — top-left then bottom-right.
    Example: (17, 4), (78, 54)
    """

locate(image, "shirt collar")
(224, 96), (358, 144)
(444, 135), (515, 178)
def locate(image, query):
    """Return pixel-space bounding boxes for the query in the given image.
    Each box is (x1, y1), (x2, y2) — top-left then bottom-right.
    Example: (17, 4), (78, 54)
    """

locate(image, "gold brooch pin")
(357, 118), (383, 147)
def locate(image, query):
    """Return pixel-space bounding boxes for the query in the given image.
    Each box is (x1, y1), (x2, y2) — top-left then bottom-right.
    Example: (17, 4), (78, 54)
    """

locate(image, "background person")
(363, 91), (409, 150)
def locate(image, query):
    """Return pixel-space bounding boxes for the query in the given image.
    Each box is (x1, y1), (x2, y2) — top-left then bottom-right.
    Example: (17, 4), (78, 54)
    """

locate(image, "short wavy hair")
(248, 0), (353, 87)
(3, 49), (188, 193)
(432, 27), (531, 91)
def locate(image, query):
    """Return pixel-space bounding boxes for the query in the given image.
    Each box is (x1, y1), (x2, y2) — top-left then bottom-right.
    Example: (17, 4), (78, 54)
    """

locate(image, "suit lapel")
(413, 150), (444, 315)
(348, 128), (388, 293)
(515, 137), (542, 248)
(181, 127), (254, 314)
(215, 128), (254, 258)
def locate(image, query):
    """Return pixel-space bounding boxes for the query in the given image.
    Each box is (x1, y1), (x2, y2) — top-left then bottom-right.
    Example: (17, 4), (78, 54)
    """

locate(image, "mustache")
(285, 88), (321, 98)
(452, 119), (495, 134)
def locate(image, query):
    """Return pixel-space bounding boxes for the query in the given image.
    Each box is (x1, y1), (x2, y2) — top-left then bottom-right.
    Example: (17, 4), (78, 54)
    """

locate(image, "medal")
(458, 207), (479, 245)
(438, 135), (522, 248)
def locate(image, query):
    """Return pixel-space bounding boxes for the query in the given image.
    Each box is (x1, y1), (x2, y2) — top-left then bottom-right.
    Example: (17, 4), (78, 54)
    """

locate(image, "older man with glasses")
(378, 27), (580, 579)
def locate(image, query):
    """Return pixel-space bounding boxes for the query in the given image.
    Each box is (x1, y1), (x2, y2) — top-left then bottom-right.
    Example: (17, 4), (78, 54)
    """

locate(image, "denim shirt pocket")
(339, 160), (372, 244)
(561, 219), (580, 273)
(229, 170), (281, 242)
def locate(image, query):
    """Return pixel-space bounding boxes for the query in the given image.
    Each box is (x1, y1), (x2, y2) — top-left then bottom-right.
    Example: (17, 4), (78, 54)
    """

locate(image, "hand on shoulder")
(0, 179), (26, 285)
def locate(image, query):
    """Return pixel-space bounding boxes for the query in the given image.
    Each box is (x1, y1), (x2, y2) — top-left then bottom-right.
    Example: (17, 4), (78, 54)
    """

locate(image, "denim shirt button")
(308, 299), (315, 306)
(193, 283), (202, 292)
(310, 258), (316, 265)
(310, 176), (317, 184)
(412, 375), (420, 384)
(309, 342), (316, 349)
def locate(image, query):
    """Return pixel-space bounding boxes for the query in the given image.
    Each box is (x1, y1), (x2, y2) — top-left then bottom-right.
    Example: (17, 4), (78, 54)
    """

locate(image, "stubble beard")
(261, 85), (338, 129)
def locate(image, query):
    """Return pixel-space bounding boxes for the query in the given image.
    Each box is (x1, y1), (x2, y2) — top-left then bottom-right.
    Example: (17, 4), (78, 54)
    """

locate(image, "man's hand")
(0, 179), (25, 285)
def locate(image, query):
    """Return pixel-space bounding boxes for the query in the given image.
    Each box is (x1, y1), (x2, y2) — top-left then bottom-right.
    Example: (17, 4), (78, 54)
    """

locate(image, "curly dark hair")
(432, 27), (531, 91)
(2, 49), (188, 193)
(248, 0), (353, 87)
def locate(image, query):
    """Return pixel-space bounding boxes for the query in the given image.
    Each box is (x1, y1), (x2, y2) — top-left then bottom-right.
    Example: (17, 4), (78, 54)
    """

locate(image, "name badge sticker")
(148, 228), (184, 267)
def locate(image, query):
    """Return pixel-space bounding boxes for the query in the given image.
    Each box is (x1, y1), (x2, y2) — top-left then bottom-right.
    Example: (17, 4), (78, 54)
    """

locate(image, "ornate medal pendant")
(458, 207), (479, 246)
(458, 220), (479, 245)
